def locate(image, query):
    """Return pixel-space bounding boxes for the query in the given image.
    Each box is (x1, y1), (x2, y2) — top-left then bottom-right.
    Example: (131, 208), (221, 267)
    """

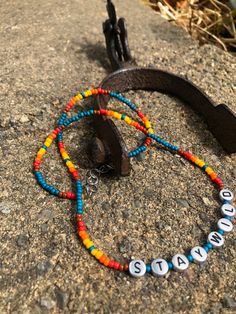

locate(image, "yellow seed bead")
(113, 112), (121, 119)
(85, 241), (94, 249)
(198, 161), (205, 168)
(95, 251), (103, 259)
(91, 249), (98, 256)
(148, 128), (154, 134)
(66, 161), (73, 168)
(206, 167), (214, 175)
(83, 239), (90, 246)
(44, 138), (52, 147)
(145, 121), (151, 129)
(62, 152), (70, 160)
(124, 116), (131, 123)
(194, 159), (201, 166)
(38, 148), (46, 156)
(77, 94), (83, 100)
(86, 90), (92, 96)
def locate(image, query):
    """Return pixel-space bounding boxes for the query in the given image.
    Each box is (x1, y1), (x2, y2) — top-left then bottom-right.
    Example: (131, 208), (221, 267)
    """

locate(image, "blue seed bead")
(223, 200), (230, 205)
(217, 229), (225, 235)
(187, 255), (193, 263)
(224, 215), (232, 220)
(42, 145), (47, 150)
(203, 245), (209, 253)
(168, 261), (174, 270)
(146, 264), (151, 273)
(202, 164), (208, 170)
(207, 243), (213, 250)
(88, 246), (95, 252)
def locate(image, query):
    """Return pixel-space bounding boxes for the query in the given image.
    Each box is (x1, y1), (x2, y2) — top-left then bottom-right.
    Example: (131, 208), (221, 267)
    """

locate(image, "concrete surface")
(0, 0), (236, 313)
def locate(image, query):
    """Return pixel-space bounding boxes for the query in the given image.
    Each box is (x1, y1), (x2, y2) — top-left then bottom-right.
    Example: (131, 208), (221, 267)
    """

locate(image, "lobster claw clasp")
(103, 0), (135, 71)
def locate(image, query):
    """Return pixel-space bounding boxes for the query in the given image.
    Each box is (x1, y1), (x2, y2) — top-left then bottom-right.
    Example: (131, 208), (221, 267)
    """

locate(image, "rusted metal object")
(92, 0), (236, 176)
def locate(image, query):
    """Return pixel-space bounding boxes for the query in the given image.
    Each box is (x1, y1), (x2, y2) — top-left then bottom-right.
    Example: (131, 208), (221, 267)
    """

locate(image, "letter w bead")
(208, 232), (224, 248)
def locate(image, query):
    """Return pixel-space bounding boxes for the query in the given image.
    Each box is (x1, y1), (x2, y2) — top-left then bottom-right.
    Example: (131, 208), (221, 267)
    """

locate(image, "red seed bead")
(108, 260), (115, 268)
(78, 226), (86, 231)
(119, 264), (124, 271)
(124, 264), (129, 271)
(113, 262), (120, 270)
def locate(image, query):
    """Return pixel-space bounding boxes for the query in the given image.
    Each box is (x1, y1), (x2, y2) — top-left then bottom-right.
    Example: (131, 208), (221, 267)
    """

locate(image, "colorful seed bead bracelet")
(34, 88), (235, 277)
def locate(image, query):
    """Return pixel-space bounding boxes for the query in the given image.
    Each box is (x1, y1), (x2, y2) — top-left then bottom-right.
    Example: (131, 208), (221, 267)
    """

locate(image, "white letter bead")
(129, 260), (146, 277)
(217, 218), (233, 232)
(172, 254), (189, 272)
(208, 231), (224, 248)
(190, 246), (207, 263)
(221, 204), (235, 217)
(219, 189), (234, 202)
(151, 258), (169, 277)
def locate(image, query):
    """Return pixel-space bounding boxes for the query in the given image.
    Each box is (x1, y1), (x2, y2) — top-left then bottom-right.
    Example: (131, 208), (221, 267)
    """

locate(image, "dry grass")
(144, 0), (236, 54)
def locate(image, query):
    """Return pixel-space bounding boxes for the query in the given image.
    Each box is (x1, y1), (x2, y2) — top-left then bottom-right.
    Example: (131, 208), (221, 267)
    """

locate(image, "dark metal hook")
(104, 0), (134, 70)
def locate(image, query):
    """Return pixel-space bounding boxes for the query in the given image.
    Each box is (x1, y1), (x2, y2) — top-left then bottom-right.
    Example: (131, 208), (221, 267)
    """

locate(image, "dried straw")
(144, 0), (236, 54)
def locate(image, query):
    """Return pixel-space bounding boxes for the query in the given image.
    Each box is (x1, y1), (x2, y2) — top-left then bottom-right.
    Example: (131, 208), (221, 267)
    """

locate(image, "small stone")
(176, 198), (190, 208)
(52, 99), (60, 106)
(40, 296), (56, 310)
(43, 243), (57, 258)
(39, 209), (55, 221)
(155, 221), (164, 230)
(122, 210), (129, 219)
(19, 115), (29, 123)
(222, 296), (236, 310)
(144, 189), (154, 198)
(54, 287), (69, 310)
(0, 202), (12, 214)
(136, 152), (145, 162)
(40, 223), (49, 233)
(101, 201), (110, 211)
(118, 237), (132, 253)
(37, 260), (52, 276)
(202, 197), (211, 206)
(133, 198), (141, 208)
(16, 234), (29, 248)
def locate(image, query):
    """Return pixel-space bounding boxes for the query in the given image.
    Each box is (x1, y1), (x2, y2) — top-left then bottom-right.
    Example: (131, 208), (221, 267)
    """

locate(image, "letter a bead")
(129, 260), (146, 277)
(190, 246), (207, 263)
(151, 258), (169, 276)
(221, 204), (235, 217)
(172, 254), (189, 271)
(219, 189), (234, 202)
(217, 218), (233, 233)
(208, 231), (224, 248)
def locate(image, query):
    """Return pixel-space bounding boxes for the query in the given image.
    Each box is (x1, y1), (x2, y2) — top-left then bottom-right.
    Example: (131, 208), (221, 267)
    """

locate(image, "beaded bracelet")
(34, 88), (235, 277)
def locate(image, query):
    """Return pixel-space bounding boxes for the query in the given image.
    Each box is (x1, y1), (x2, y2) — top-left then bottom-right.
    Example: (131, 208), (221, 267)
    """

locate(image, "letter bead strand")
(34, 88), (235, 277)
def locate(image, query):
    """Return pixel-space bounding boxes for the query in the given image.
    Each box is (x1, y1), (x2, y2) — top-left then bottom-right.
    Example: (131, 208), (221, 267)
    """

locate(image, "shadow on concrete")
(79, 42), (111, 73)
